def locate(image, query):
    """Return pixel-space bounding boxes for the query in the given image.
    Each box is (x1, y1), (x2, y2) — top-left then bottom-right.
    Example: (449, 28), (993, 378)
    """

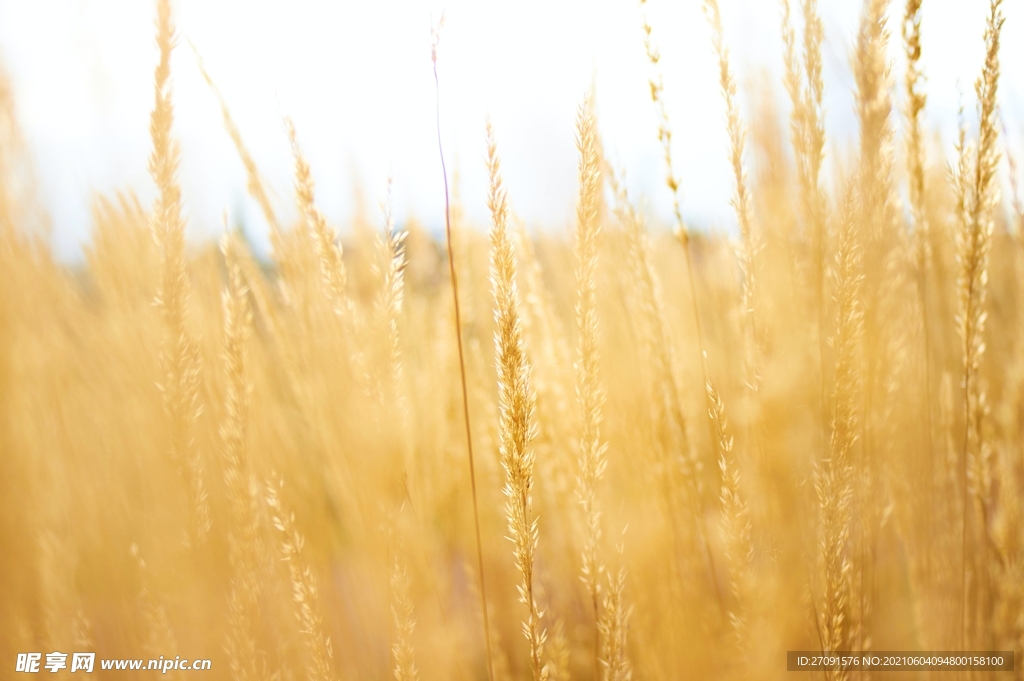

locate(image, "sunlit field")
(1, 0), (1023, 679)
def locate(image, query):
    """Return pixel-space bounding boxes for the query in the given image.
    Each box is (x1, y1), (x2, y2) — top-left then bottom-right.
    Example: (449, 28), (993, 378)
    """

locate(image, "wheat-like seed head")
(598, 542), (634, 681)
(192, 46), (281, 237)
(816, 186), (863, 674)
(573, 96), (607, 593)
(704, 0), (761, 393)
(573, 96), (613, 677)
(902, 0), (930, 272)
(638, 0), (687, 244)
(703, 354), (753, 658)
(148, 0), (209, 547)
(954, 0), (1003, 501)
(373, 175), (409, 412)
(390, 552), (420, 681)
(218, 234), (266, 681)
(267, 476), (337, 681)
(486, 121), (546, 681)
(286, 119), (350, 313)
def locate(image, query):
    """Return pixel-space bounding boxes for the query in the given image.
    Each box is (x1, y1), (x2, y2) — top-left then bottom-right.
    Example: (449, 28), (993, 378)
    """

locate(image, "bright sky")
(0, 0), (1021, 260)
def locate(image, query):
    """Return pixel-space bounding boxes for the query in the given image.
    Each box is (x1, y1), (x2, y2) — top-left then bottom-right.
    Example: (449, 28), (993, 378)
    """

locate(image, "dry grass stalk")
(131, 544), (182, 681)
(545, 620), (571, 681)
(573, 96), (609, 673)
(703, 355), (753, 658)
(901, 0), (934, 506)
(171, 50), (290, 366)
(1007, 138), (1024, 243)
(598, 543), (633, 681)
(951, 0), (1004, 648)
(902, 0), (928, 271)
(515, 218), (576, 523)
(148, 0), (209, 546)
(635, 12), (729, 614)
(372, 177), (415, 509)
(220, 231), (254, 521)
(780, 0), (830, 458)
(432, 17), (495, 681)
(39, 544), (91, 652)
(638, 0), (685, 240)
(638, 3), (715, 466)
(286, 118), (355, 324)
(219, 231), (266, 681)
(991, 445), (1023, 661)
(612, 177), (718, 612)
(390, 552), (420, 681)
(614, 176), (690, 478)
(780, 0), (827, 309)
(934, 372), (962, 647)
(266, 477), (337, 681)
(703, 0), (761, 391)
(850, 0), (903, 657)
(899, 3), (943, 645)
(373, 176), (408, 412)
(854, 0), (897, 221)
(486, 121), (546, 681)
(191, 45), (281, 236)
(816, 187), (862, 673)
(190, 56), (293, 351)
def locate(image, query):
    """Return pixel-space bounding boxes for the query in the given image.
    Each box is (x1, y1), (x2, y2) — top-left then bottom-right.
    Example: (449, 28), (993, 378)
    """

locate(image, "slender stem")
(954, 152), (975, 657)
(961, 360), (970, 652)
(592, 590), (600, 679)
(680, 240), (726, 614)
(433, 55), (496, 681)
(918, 269), (934, 573)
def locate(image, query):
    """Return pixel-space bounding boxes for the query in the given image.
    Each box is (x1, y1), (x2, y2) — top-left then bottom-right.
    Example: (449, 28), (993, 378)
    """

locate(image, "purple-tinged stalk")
(431, 18), (495, 681)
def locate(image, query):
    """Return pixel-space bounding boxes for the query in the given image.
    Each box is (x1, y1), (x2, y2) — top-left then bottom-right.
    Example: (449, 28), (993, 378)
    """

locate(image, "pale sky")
(0, 0), (1021, 260)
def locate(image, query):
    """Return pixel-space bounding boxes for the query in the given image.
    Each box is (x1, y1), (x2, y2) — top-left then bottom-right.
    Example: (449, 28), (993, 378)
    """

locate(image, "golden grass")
(1, 0), (1024, 679)
(486, 121), (546, 681)
(149, 0), (210, 548)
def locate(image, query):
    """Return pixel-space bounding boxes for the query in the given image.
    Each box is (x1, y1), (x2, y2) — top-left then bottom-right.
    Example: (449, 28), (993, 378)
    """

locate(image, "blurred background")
(0, 0), (1021, 261)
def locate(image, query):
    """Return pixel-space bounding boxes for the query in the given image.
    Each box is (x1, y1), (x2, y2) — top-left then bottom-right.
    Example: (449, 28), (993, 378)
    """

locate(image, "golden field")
(0, 0), (1022, 679)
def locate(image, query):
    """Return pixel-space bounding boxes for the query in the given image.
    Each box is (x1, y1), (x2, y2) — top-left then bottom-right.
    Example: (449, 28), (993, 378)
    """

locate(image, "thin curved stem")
(433, 50), (496, 681)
